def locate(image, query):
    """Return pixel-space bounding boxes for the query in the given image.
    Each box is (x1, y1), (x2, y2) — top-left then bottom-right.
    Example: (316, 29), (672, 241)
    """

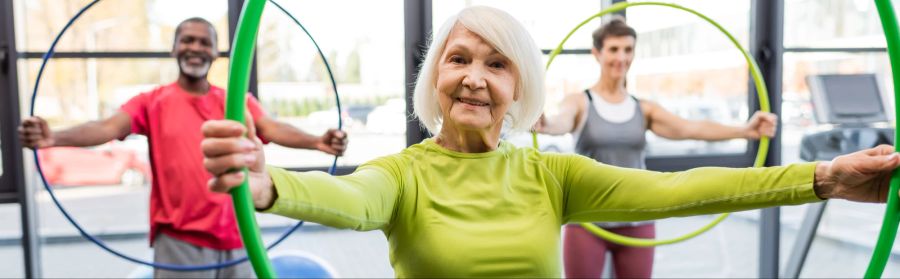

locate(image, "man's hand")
(317, 129), (348, 156)
(18, 116), (54, 149)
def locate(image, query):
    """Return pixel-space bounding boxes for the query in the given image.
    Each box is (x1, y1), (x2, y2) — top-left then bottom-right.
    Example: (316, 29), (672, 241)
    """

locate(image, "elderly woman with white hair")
(199, 6), (900, 277)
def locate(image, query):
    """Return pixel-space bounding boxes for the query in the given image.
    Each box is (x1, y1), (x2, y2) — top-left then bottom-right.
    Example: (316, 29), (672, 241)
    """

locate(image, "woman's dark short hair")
(592, 16), (636, 50)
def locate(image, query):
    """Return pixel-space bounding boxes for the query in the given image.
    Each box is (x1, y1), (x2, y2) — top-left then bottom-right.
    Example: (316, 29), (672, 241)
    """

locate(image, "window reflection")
(628, 0), (751, 156)
(14, 0), (229, 52)
(432, 0), (603, 50)
(784, 0), (893, 48)
(779, 52), (899, 277)
(781, 52), (893, 164)
(256, 0), (406, 168)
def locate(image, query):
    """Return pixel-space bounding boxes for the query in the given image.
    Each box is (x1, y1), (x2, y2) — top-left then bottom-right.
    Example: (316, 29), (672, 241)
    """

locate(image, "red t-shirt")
(120, 82), (268, 250)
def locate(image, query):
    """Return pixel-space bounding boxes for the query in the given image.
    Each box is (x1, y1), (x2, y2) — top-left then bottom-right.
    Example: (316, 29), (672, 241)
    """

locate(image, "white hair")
(412, 6), (545, 135)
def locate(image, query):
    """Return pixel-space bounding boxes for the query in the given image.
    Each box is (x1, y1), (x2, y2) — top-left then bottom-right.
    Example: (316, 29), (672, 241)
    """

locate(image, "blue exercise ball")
(272, 251), (338, 278)
(126, 251), (337, 278)
(126, 266), (153, 279)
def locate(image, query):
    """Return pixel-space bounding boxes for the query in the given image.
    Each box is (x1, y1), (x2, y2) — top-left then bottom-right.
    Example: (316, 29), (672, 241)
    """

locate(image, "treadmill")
(785, 73), (894, 278)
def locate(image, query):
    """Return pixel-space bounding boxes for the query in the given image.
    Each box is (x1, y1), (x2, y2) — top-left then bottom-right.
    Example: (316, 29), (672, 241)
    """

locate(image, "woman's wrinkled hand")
(814, 144), (900, 203)
(201, 119), (277, 210)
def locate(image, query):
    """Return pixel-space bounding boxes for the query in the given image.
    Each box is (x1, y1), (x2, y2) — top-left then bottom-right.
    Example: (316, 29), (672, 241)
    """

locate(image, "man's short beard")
(179, 58), (211, 79)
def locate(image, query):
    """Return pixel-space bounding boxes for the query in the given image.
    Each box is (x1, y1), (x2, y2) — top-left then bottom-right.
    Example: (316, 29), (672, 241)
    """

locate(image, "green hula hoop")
(220, 0), (899, 276)
(226, 0), (277, 277)
(534, 1), (771, 247)
(866, 0), (900, 278)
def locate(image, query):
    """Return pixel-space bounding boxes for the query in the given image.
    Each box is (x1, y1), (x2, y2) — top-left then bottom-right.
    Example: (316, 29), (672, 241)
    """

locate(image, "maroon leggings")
(563, 223), (656, 279)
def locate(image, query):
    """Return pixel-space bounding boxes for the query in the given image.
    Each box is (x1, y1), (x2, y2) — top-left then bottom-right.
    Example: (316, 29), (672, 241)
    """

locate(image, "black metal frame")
(0, 1), (21, 203)
(609, 0), (626, 17)
(404, 0), (432, 146)
(750, 1), (785, 277)
(228, 0), (258, 97)
(2, 1), (41, 277)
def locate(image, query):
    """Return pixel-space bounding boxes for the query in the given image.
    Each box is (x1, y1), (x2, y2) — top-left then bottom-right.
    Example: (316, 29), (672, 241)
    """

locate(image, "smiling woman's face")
(435, 24), (518, 134)
(595, 35), (635, 81)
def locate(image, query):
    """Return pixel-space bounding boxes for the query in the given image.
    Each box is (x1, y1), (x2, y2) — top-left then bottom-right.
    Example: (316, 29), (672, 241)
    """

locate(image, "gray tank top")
(574, 89), (652, 228)
(575, 90), (647, 169)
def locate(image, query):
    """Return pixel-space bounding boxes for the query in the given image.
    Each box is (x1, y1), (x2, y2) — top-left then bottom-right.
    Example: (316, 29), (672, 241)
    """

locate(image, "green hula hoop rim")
(226, 0), (278, 277)
(865, 0), (900, 278)
(535, 1), (771, 247)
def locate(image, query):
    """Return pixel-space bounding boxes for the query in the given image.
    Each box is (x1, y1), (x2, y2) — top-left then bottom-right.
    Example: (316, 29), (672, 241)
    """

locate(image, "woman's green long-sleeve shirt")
(264, 138), (821, 277)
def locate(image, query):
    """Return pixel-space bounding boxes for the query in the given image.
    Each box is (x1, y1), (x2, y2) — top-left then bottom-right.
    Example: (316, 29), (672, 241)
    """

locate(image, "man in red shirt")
(18, 17), (348, 278)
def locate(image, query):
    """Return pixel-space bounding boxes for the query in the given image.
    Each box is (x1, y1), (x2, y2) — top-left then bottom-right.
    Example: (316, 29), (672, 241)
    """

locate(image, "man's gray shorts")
(153, 233), (255, 279)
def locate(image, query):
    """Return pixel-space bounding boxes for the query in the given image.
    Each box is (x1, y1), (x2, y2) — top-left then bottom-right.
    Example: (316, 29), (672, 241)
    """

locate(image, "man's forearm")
(53, 121), (125, 147)
(266, 122), (320, 150)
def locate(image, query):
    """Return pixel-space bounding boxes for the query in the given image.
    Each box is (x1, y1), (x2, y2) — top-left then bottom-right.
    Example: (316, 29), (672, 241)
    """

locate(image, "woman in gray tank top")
(537, 18), (778, 279)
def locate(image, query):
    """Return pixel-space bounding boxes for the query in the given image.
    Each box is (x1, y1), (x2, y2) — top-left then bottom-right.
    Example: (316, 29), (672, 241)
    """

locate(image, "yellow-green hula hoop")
(535, 1), (771, 247)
